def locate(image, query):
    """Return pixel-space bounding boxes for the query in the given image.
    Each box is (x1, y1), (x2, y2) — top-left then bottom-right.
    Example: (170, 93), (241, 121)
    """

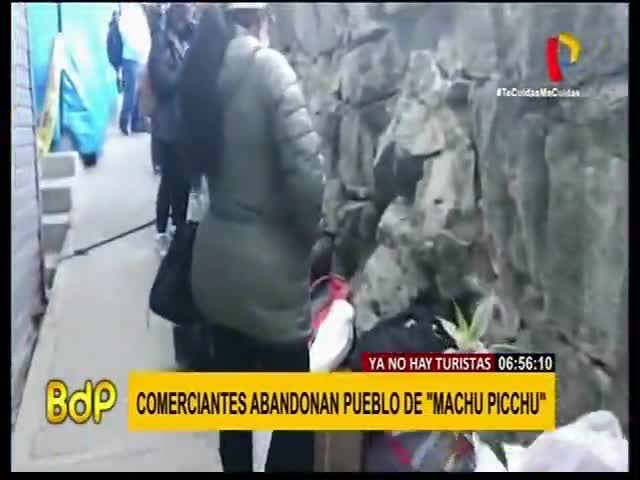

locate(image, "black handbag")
(150, 46), (262, 327)
(149, 221), (204, 326)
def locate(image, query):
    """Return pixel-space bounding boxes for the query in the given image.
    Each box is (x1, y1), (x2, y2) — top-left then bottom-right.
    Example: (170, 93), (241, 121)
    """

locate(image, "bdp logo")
(46, 379), (118, 424)
(546, 32), (582, 83)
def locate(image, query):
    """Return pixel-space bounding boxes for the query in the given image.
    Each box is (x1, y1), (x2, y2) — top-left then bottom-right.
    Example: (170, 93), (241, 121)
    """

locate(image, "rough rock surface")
(271, 3), (629, 432)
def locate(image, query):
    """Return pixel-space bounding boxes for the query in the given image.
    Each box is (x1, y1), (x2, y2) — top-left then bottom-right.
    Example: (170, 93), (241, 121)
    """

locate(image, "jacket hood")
(218, 26), (263, 99)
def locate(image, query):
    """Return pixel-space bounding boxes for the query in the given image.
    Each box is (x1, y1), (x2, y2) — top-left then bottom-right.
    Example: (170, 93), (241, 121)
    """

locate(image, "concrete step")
(41, 214), (70, 254)
(44, 253), (59, 290)
(43, 221), (76, 293)
(39, 150), (77, 256)
(40, 187), (72, 215)
(40, 151), (78, 180)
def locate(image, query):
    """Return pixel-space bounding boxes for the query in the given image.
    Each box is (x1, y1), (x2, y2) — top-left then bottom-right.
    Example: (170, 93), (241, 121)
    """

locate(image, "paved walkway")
(12, 131), (271, 471)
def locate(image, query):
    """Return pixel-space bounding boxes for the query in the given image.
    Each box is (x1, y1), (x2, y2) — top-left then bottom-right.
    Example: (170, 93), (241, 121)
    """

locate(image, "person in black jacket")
(148, 3), (194, 256)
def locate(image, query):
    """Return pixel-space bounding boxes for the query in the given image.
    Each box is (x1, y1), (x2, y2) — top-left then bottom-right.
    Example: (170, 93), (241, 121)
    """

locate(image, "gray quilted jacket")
(191, 27), (326, 344)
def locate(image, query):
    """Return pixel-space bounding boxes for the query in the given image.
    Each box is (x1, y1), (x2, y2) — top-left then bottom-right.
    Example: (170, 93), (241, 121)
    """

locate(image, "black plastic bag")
(347, 301), (456, 371)
(149, 221), (203, 326)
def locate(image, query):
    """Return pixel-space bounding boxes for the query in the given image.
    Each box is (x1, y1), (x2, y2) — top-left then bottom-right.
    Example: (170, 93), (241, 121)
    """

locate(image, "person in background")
(179, 3), (330, 472)
(148, 3), (194, 256)
(118, 2), (151, 135)
(143, 2), (165, 37)
(142, 2), (166, 172)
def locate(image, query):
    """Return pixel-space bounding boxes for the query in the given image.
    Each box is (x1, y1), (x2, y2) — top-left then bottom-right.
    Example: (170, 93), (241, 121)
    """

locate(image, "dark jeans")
(120, 59), (143, 130)
(153, 137), (189, 234)
(206, 324), (314, 472)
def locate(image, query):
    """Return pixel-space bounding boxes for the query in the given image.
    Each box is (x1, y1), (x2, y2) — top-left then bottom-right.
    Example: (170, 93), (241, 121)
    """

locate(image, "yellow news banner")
(128, 372), (556, 432)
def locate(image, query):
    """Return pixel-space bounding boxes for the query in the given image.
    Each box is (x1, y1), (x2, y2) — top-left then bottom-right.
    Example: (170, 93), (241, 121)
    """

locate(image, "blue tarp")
(28, 3), (119, 157)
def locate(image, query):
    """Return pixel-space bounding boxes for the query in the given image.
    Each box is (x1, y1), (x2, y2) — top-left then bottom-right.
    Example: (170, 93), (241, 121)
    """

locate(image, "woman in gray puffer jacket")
(178, 3), (331, 473)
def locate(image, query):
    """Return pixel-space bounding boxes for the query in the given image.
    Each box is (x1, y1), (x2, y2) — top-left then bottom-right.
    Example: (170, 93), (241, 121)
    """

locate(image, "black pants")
(153, 137), (190, 234)
(206, 324), (314, 472)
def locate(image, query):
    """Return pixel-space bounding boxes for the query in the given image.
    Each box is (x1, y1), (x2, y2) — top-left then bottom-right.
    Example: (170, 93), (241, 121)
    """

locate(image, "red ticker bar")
(494, 353), (556, 373)
(361, 353), (496, 372)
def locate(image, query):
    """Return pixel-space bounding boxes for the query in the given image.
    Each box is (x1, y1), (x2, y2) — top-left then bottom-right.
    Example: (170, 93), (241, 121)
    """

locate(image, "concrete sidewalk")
(12, 131), (270, 472)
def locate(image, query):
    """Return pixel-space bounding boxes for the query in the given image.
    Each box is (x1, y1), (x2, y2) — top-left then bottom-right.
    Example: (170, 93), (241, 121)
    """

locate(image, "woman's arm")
(256, 48), (326, 246)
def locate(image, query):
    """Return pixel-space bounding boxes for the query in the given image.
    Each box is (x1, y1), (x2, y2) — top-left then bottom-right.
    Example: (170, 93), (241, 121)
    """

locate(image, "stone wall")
(271, 3), (629, 432)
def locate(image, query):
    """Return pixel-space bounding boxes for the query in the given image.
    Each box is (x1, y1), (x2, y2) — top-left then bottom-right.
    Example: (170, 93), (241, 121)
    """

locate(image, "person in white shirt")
(117, 2), (151, 134)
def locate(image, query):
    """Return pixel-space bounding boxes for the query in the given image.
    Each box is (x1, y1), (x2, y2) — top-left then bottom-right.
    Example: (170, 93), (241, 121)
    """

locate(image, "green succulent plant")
(437, 293), (520, 469)
(436, 292), (519, 354)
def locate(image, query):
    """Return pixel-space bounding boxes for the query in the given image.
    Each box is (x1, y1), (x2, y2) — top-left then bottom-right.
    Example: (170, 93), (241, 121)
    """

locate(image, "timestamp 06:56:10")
(495, 353), (556, 373)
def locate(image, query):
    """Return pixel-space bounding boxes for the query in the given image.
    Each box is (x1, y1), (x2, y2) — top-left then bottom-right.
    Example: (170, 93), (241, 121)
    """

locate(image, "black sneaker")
(131, 123), (148, 134)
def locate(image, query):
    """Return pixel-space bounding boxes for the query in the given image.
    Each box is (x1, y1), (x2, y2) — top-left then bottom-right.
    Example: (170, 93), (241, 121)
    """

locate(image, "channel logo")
(546, 33), (581, 83)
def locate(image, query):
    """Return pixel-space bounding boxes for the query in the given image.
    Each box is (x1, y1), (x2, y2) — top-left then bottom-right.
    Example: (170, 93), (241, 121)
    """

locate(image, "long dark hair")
(177, 5), (232, 184)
